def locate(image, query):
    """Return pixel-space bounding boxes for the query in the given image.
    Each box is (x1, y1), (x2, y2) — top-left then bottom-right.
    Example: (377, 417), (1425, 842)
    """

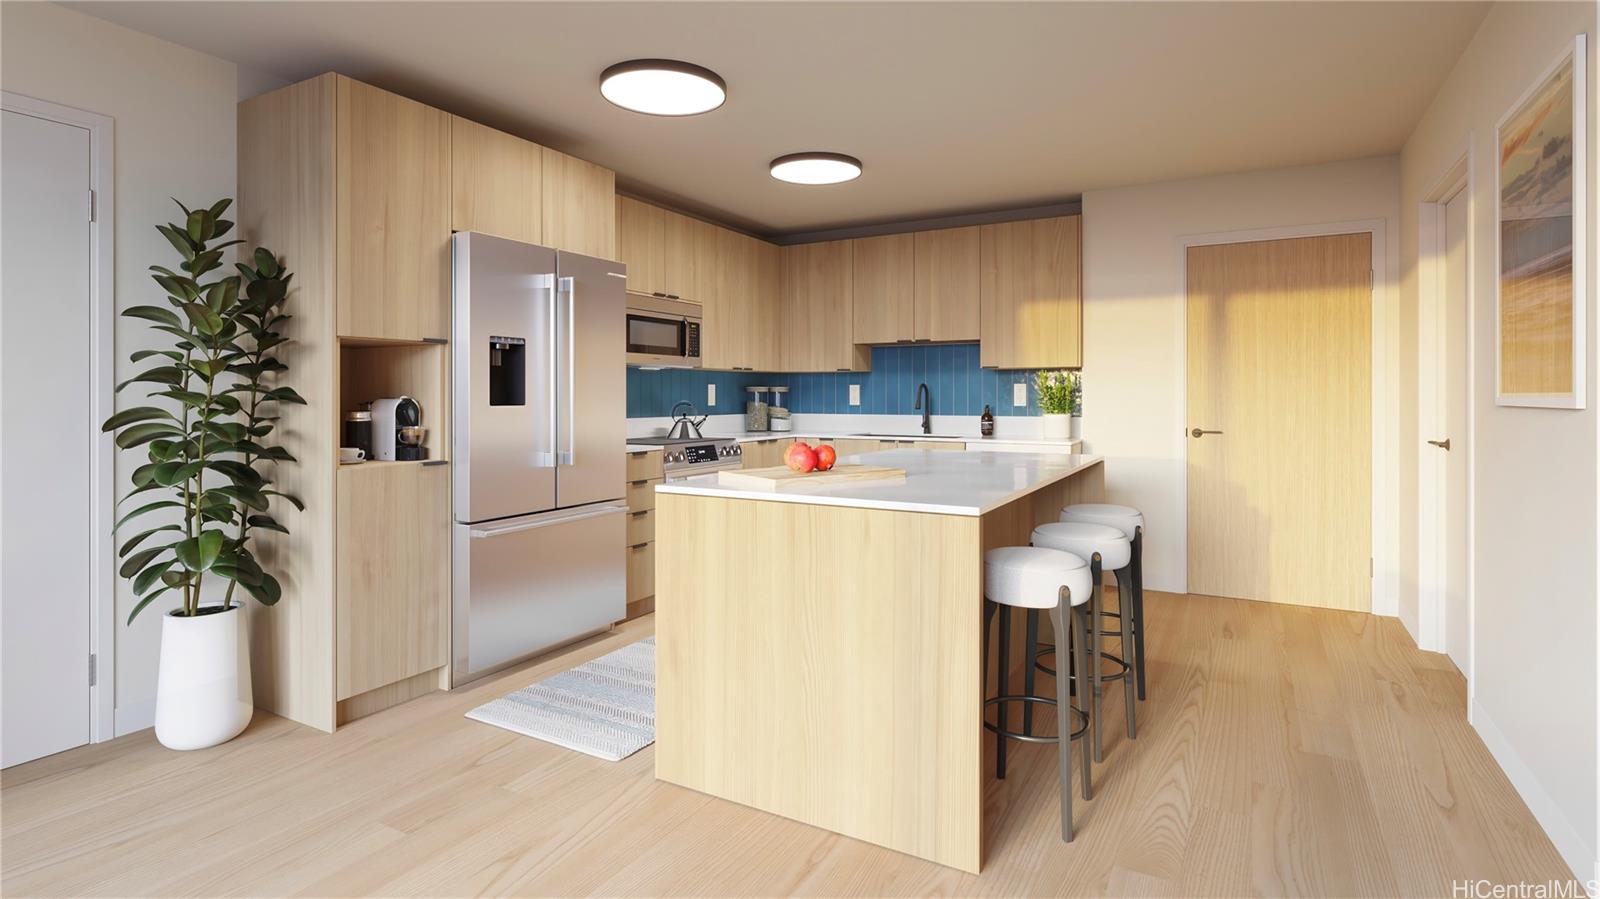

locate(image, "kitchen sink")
(855, 433), (966, 440)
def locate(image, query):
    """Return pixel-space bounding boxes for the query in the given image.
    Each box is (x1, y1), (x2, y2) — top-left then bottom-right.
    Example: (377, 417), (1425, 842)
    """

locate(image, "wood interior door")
(1186, 233), (1371, 610)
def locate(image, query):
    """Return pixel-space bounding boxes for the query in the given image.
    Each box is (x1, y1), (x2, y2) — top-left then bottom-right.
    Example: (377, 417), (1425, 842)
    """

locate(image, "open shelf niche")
(337, 338), (450, 468)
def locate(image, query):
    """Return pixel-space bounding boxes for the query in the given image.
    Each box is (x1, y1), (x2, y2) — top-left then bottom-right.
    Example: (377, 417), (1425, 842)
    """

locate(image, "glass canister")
(744, 386), (769, 431)
(343, 409), (373, 458)
(768, 386), (791, 431)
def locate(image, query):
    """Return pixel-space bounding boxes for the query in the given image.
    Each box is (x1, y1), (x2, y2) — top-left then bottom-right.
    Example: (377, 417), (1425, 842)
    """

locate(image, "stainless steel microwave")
(625, 295), (702, 367)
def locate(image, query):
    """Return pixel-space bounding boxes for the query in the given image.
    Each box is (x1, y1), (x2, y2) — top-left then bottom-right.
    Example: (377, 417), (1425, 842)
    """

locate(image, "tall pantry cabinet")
(238, 73), (616, 732)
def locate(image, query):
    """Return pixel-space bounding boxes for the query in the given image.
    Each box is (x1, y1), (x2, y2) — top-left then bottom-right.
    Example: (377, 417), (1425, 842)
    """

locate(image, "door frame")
(1175, 218), (1395, 616)
(1415, 145), (1477, 711)
(2, 91), (117, 743)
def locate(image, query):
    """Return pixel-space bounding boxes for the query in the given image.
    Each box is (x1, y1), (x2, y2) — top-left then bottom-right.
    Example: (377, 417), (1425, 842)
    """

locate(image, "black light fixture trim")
(769, 152), (865, 184)
(599, 59), (728, 116)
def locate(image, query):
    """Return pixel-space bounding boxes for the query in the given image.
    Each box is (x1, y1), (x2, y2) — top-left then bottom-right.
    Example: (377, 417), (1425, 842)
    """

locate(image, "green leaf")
(246, 514), (289, 535)
(265, 386), (305, 405)
(241, 572), (282, 606)
(102, 406), (177, 432)
(152, 460), (204, 486)
(181, 302), (223, 335)
(132, 559), (175, 595)
(173, 530), (225, 572)
(115, 499), (182, 530)
(253, 248), (280, 278)
(116, 366), (185, 392)
(114, 421), (185, 449)
(126, 586), (173, 625)
(190, 357), (229, 379)
(209, 460), (263, 485)
(129, 349), (184, 364)
(157, 388), (209, 408)
(152, 274), (198, 301)
(119, 545), (168, 578)
(187, 248), (224, 276)
(119, 525), (180, 557)
(123, 305), (183, 328)
(211, 485), (268, 511)
(186, 209), (207, 242)
(263, 490), (305, 512)
(208, 198), (233, 219)
(157, 223), (196, 261)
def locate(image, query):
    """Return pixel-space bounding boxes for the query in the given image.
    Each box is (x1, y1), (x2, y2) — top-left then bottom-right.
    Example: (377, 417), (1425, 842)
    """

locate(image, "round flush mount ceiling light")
(599, 59), (726, 116)
(769, 152), (863, 185)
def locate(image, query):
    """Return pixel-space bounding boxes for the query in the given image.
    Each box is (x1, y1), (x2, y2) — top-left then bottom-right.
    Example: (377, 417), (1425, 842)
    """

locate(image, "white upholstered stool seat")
(1059, 503), (1144, 541)
(1031, 521), (1131, 571)
(984, 546), (1092, 610)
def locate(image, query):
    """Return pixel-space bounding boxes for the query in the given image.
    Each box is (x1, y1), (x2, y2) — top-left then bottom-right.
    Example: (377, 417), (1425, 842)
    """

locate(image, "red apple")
(784, 441), (817, 473)
(814, 444), (837, 472)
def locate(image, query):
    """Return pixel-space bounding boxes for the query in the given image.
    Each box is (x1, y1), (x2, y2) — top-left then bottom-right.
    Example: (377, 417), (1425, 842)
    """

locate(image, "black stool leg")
(1132, 527), (1147, 701)
(1049, 591), (1073, 842)
(1115, 568), (1137, 740)
(997, 604), (1010, 779)
(1073, 599), (1093, 800)
(1023, 609), (1039, 737)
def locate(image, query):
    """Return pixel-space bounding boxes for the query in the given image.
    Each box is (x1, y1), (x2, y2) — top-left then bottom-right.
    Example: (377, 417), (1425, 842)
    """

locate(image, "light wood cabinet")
(624, 449), (662, 617)
(851, 233), (915, 344)
(335, 462), (450, 701)
(911, 226), (980, 341)
(979, 215), (1082, 369)
(449, 116), (541, 245)
(616, 195), (666, 296)
(336, 77), (451, 342)
(663, 209), (717, 303)
(782, 240), (867, 372)
(541, 147), (615, 259)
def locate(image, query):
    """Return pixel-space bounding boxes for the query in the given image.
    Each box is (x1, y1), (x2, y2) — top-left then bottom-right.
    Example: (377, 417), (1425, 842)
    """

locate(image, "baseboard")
(112, 698), (155, 737)
(1471, 699), (1594, 880)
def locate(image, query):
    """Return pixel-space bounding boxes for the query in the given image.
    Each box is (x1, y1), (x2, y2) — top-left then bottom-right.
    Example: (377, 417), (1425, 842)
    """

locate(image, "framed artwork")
(1495, 33), (1587, 408)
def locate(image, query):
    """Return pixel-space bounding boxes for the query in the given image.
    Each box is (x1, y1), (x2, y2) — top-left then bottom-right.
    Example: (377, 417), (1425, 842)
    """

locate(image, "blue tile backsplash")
(627, 343), (1053, 418)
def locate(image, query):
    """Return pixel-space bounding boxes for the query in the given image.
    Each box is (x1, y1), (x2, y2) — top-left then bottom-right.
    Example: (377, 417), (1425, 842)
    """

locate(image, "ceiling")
(69, 1), (1489, 237)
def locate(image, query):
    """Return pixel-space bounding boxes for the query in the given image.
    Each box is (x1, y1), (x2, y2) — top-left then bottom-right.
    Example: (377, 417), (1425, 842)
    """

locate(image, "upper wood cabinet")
(979, 215), (1082, 369)
(851, 233), (915, 344)
(449, 116), (541, 245)
(662, 210), (717, 303)
(911, 226), (981, 341)
(542, 147), (615, 260)
(782, 240), (866, 372)
(336, 76), (451, 342)
(616, 195), (666, 296)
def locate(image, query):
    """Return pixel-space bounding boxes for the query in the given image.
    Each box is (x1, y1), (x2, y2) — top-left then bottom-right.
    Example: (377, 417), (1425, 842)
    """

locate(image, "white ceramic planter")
(1041, 413), (1071, 442)
(155, 604), (253, 751)
(1069, 414), (1083, 440)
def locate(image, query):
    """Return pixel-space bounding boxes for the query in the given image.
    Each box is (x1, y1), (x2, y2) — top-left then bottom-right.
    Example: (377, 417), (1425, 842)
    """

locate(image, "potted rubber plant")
(1034, 370), (1081, 442)
(102, 198), (302, 750)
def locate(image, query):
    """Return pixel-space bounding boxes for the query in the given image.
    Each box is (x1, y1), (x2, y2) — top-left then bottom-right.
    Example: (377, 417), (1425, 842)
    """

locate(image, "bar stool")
(1030, 522), (1136, 763)
(1061, 504), (1146, 700)
(983, 545), (1096, 841)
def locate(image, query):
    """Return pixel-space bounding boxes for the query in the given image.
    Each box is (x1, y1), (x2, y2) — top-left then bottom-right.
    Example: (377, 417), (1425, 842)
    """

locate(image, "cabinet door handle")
(1190, 428), (1223, 438)
(629, 542), (650, 550)
(1427, 438), (1451, 450)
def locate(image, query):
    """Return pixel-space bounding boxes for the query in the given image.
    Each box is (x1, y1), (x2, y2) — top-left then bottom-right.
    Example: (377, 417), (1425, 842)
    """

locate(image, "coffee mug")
(339, 446), (366, 463)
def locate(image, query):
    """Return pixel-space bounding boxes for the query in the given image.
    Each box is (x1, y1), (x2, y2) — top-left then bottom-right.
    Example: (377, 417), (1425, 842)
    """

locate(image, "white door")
(1440, 189), (1470, 673)
(1, 108), (94, 767)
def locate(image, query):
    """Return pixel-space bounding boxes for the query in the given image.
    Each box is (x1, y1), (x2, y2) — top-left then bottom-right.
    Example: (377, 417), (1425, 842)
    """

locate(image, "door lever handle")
(1190, 428), (1224, 438)
(1427, 438), (1451, 450)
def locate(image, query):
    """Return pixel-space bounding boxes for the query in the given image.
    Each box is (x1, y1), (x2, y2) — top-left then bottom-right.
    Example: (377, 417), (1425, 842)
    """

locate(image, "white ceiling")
(68, 1), (1489, 236)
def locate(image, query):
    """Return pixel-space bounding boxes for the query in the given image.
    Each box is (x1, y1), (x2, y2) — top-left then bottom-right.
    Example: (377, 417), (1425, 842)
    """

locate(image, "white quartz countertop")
(626, 430), (1082, 450)
(655, 449), (1104, 516)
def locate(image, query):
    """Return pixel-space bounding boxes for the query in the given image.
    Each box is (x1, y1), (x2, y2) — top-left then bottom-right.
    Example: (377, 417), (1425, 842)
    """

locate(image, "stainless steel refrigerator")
(450, 232), (627, 687)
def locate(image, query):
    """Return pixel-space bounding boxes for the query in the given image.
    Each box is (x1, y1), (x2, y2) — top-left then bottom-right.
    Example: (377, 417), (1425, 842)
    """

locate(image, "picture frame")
(1494, 33), (1587, 409)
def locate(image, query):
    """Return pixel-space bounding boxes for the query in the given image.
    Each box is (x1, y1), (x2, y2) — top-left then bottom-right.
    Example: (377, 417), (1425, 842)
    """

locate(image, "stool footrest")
(984, 695), (1089, 743)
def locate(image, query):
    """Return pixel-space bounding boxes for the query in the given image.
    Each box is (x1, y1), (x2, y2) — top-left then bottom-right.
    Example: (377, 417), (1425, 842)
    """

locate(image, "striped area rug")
(465, 637), (655, 761)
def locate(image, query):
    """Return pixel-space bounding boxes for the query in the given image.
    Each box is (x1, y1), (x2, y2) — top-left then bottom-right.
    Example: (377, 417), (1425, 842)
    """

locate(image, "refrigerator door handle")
(543, 274), (559, 467)
(558, 275), (577, 467)
(468, 501), (627, 539)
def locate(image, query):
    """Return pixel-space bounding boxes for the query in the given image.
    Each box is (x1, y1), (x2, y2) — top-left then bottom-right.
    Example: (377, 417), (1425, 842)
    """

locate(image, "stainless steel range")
(625, 436), (743, 480)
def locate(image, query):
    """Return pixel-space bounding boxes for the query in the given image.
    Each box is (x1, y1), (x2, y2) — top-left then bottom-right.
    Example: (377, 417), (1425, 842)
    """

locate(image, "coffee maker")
(370, 396), (426, 461)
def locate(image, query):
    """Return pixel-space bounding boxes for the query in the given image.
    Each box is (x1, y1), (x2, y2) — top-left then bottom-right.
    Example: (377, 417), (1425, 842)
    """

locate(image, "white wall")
(1, 2), (242, 734)
(1398, 1), (1598, 879)
(1079, 157), (1402, 604)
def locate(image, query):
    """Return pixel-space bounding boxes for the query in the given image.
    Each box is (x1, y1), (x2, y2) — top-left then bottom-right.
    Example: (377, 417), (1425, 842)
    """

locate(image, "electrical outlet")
(1013, 382), (1027, 407)
(849, 384), (861, 406)
(707, 384), (717, 407)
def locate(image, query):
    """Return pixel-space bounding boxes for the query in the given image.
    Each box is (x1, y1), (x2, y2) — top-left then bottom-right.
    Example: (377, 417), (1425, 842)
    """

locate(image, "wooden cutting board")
(715, 463), (907, 492)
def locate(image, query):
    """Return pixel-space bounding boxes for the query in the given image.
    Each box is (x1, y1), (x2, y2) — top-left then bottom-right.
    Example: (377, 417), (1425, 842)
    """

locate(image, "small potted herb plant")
(102, 199), (301, 750)
(1034, 370), (1081, 442)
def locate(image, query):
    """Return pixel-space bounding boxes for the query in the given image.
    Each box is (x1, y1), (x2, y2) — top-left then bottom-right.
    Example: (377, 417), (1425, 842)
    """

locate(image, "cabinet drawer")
(626, 450), (664, 481)
(626, 477), (662, 512)
(626, 541), (655, 603)
(627, 509), (655, 545)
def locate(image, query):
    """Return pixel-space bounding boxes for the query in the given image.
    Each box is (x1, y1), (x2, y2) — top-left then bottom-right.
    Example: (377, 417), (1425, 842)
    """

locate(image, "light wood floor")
(1, 592), (1572, 897)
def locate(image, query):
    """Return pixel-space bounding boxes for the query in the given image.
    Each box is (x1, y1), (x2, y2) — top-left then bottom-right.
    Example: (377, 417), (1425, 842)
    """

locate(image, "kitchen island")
(653, 449), (1105, 873)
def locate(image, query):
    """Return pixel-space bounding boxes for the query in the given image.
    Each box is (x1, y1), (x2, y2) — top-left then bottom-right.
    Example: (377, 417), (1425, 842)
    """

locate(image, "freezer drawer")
(451, 501), (626, 686)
